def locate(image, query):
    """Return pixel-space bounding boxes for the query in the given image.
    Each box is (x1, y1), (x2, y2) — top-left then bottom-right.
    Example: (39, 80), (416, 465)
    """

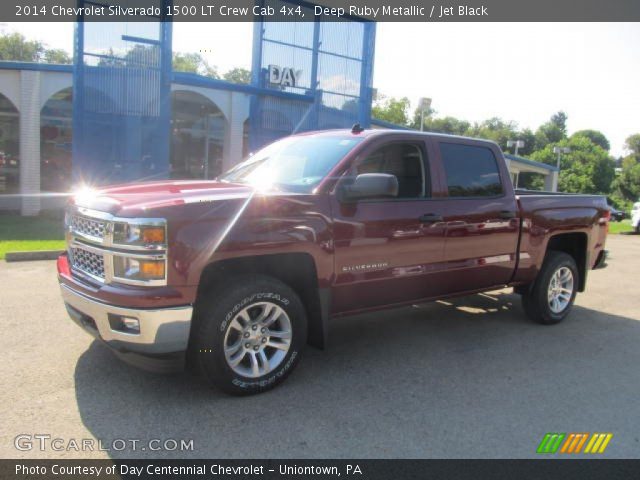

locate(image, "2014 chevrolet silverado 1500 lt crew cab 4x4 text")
(57, 128), (609, 394)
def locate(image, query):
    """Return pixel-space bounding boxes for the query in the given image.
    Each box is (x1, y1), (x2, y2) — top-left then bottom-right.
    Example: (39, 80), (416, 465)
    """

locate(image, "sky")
(3, 21), (639, 157)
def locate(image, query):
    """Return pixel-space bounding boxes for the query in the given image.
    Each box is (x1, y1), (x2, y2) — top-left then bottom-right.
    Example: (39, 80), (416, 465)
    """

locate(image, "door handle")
(499, 210), (516, 219)
(419, 213), (443, 223)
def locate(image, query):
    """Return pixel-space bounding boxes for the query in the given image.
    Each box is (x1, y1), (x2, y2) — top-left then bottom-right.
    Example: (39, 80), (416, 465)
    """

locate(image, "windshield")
(219, 135), (363, 193)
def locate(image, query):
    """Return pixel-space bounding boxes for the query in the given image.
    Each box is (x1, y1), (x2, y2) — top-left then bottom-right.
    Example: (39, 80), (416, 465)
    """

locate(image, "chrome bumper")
(60, 284), (193, 355)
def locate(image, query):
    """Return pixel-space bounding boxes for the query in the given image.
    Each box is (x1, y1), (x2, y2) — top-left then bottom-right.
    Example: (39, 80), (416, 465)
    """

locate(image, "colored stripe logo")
(537, 433), (613, 454)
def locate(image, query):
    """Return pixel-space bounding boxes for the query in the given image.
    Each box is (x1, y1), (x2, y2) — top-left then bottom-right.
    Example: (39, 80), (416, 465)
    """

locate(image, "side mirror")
(339, 173), (399, 202)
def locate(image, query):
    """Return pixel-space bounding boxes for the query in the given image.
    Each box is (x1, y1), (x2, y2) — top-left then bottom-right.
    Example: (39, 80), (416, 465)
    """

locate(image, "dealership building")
(0, 4), (558, 215)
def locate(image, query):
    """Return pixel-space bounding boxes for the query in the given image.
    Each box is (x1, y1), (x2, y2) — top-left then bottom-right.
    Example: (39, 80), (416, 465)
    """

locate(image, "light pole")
(553, 146), (571, 169)
(418, 97), (432, 131)
(507, 140), (525, 156)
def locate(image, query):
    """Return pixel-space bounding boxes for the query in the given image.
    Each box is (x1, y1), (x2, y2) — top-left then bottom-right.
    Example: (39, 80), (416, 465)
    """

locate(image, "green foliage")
(43, 48), (72, 65)
(624, 133), (640, 160)
(531, 136), (615, 194)
(612, 156), (640, 202)
(572, 129), (610, 151)
(418, 116), (470, 136)
(0, 31), (71, 64)
(371, 96), (411, 126)
(223, 67), (251, 85)
(466, 117), (519, 151)
(172, 52), (219, 79)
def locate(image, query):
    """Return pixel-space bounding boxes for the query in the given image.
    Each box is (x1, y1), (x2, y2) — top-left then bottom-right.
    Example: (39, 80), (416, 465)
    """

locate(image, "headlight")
(112, 222), (166, 248)
(113, 256), (166, 282)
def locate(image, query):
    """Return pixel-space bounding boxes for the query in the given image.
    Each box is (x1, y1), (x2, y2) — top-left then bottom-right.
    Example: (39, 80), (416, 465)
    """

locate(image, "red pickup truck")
(57, 128), (609, 395)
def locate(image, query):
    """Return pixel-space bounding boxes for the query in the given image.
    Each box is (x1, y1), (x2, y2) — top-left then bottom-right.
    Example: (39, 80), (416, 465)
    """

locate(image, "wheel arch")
(545, 232), (588, 291)
(194, 253), (330, 349)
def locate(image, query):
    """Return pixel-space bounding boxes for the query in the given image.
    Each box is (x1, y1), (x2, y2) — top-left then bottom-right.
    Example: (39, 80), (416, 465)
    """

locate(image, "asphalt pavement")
(1, 234), (639, 459)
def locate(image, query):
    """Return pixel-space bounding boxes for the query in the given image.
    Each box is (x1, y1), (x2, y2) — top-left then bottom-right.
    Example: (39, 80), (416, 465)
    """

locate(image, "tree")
(531, 136), (614, 194)
(172, 52), (219, 79)
(466, 117), (519, 151)
(534, 111), (568, 150)
(0, 31), (72, 64)
(43, 48), (71, 65)
(0, 32), (44, 62)
(418, 116), (470, 136)
(223, 67), (251, 85)
(571, 129), (610, 151)
(611, 133), (640, 207)
(624, 133), (640, 160)
(550, 111), (568, 135)
(371, 96), (411, 126)
(613, 156), (640, 203)
(515, 128), (536, 156)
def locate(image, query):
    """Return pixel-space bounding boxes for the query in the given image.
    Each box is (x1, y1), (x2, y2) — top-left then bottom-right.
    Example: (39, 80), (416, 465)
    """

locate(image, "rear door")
(433, 139), (520, 292)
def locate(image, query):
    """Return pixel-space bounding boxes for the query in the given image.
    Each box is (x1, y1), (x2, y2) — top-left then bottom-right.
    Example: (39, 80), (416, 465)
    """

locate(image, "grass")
(0, 212), (66, 260)
(608, 219), (635, 235)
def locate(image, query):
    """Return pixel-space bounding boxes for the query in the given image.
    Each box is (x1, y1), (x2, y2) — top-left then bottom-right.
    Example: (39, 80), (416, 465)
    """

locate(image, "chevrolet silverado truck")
(57, 128), (609, 395)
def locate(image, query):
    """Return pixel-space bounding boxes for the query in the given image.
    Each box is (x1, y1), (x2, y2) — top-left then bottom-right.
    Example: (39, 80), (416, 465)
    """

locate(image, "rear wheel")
(193, 275), (307, 395)
(521, 251), (578, 325)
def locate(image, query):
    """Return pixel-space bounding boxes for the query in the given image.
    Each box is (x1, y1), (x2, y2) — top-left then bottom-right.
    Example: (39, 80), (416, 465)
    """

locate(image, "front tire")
(193, 275), (307, 395)
(521, 251), (578, 325)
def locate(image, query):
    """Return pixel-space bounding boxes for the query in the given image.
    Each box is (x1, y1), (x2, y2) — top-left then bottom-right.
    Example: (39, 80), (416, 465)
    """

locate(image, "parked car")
(608, 205), (626, 222)
(632, 202), (640, 233)
(57, 128), (610, 395)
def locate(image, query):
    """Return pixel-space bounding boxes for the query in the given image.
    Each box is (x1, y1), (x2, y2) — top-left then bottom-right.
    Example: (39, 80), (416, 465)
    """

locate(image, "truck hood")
(71, 180), (254, 216)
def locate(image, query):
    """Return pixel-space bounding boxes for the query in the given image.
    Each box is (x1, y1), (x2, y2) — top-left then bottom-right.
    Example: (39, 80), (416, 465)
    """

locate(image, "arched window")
(0, 93), (20, 195)
(170, 91), (226, 180)
(40, 88), (72, 192)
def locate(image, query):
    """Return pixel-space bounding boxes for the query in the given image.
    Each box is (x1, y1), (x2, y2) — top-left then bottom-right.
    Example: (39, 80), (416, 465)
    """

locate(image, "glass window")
(170, 91), (226, 180)
(0, 94), (20, 195)
(41, 88), (73, 192)
(352, 143), (427, 198)
(221, 135), (363, 193)
(440, 143), (503, 197)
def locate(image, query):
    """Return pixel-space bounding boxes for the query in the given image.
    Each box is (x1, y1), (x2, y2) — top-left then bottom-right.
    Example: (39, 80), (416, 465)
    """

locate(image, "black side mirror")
(339, 173), (399, 202)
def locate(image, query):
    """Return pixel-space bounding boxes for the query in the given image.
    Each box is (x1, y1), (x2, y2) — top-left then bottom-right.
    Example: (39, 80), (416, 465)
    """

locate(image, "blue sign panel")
(249, 0), (376, 150)
(73, 4), (172, 186)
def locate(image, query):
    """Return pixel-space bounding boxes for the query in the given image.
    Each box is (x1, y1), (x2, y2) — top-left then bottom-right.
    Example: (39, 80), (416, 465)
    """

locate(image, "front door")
(330, 138), (449, 314)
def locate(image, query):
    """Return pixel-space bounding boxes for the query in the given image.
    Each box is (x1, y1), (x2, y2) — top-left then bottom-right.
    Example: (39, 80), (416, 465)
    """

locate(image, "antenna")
(351, 123), (364, 134)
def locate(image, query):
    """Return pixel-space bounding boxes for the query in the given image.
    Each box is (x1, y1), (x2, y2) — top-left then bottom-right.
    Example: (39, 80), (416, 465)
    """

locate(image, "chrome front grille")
(65, 206), (167, 286)
(70, 214), (106, 240)
(70, 246), (105, 280)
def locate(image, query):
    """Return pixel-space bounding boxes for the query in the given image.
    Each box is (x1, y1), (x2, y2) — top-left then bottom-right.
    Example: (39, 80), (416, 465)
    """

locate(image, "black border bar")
(7, 0), (640, 22)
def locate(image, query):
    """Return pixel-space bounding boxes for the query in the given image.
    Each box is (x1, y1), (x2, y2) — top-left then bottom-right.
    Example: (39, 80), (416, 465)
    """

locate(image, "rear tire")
(521, 251), (578, 325)
(193, 274), (307, 395)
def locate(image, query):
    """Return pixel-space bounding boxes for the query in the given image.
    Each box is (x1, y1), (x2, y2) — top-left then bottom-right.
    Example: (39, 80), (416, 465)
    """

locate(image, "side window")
(440, 143), (503, 197)
(353, 143), (428, 198)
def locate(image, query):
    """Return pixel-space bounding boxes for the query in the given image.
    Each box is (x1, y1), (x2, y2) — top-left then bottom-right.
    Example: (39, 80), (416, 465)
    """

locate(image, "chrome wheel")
(223, 302), (292, 378)
(547, 266), (574, 314)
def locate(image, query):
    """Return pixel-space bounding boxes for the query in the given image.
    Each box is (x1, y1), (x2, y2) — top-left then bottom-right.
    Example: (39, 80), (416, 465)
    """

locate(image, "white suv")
(632, 202), (640, 233)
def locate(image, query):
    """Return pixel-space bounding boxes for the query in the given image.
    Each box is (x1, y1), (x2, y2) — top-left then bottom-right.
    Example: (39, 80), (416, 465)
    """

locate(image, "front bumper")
(60, 283), (193, 356)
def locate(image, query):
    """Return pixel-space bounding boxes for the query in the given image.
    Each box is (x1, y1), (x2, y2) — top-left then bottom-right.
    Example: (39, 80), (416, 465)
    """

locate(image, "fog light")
(122, 316), (140, 332)
(108, 314), (140, 334)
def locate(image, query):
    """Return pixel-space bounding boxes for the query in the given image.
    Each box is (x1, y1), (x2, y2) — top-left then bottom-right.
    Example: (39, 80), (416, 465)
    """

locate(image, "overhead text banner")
(5, 0), (640, 22)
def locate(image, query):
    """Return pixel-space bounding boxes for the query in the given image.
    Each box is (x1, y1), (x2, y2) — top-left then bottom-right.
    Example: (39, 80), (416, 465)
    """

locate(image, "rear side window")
(440, 143), (503, 197)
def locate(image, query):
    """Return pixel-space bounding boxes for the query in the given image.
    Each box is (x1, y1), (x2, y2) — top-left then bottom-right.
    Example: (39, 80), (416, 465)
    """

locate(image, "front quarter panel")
(166, 193), (334, 290)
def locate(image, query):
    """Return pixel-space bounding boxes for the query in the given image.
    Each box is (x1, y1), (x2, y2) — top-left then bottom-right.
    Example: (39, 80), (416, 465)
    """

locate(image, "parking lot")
(1, 234), (639, 459)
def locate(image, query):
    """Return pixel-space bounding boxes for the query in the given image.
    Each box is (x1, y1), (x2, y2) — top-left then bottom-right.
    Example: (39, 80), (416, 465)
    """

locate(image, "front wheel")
(193, 275), (307, 395)
(521, 251), (578, 325)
